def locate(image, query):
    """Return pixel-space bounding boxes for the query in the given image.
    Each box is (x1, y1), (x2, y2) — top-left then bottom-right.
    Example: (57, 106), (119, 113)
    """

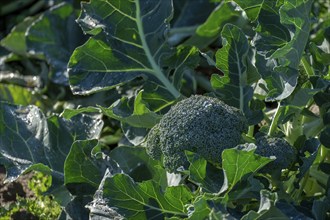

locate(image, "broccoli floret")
(254, 136), (296, 172)
(145, 95), (248, 173)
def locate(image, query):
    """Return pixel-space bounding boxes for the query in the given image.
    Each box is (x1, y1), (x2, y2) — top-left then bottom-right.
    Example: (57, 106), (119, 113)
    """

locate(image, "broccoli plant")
(0, 0), (330, 219)
(237, 135), (296, 175)
(254, 135), (296, 172)
(145, 95), (248, 173)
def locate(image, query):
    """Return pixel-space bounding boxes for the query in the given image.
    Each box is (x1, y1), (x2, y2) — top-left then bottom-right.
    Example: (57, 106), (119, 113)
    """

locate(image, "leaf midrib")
(112, 175), (187, 217)
(135, 0), (180, 98)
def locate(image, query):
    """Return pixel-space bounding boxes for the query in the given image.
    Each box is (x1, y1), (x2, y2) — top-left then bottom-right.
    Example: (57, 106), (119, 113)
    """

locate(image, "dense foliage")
(0, 0), (330, 219)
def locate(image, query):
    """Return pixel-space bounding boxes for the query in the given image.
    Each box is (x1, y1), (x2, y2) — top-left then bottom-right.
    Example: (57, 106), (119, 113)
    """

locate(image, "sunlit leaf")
(0, 17), (36, 55)
(0, 102), (103, 183)
(227, 0), (264, 21)
(64, 140), (110, 195)
(213, 24), (254, 113)
(220, 146), (272, 193)
(90, 173), (193, 219)
(26, 3), (86, 85)
(68, 0), (181, 97)
(100, 91), (161, 128)
(185, 151), (223, 193)
(253, 0), (313, 101)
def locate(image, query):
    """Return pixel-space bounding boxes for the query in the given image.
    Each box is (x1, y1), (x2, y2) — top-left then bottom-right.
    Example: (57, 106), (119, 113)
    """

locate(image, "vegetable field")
(0, 0), (330, 219)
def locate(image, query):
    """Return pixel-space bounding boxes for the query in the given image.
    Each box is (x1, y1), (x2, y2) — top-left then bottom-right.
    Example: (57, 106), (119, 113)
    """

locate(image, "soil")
(0, 165), (37, 220)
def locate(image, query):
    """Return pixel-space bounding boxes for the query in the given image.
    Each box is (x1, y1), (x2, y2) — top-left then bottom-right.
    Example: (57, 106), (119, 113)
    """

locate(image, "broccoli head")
(145, 95), (248, 173)
(254, 135), (296, 172)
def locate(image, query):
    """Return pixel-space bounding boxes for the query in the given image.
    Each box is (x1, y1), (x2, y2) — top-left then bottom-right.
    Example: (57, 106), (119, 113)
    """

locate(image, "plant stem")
(247, 125), (255, 137)
(319, 146), (330, 163)
(268, 103), (282, 137)
(169, 26), (198, 35)
(301, 56), (314, 76)
(309, 163), (328, 187)
(292, 171), (309, 202)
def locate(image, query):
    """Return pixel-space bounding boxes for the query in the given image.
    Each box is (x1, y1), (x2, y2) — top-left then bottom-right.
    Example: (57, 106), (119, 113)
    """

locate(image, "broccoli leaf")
(228, 0), (264, 21)
(172, 0), (213, 29)
(320, 127), (330, 148)
(162, 46), (200, 91)
(188, 196), (226, 220)
(220, 146), (272, 194)
(212, 24), (255, 113)
(0, 102), (103, 183)
(141, 81), (177, 112)
(184, 2), (242, 49)
(60, 107), (101, 119)
(68, 0), (181, 97)
(185, 151), (224, 193)
(109, 146), (167, 186)
(61, 196), (92, 220)
(90, 173), (193, 219)
(196, 2), (240, 38)
(188, 196), (213, 220)
(253, 0), (313, 101)
(241, 190), (288, 219)
(64, 140), (111, 195)
(26, 3), (86, 85)
(168, 0), (214, 46)
(0, 84), (47, 108)
(100, 90), (161, 129)
(0, 16), (36, 56)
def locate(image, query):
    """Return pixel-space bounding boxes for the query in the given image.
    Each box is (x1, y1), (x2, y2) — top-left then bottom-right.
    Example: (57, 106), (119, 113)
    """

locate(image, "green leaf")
(270, 0), (313, 64)
(172, 1), (214, 29)
(68, 0), (181, 97)
(309, 42), (330, 76)
(185, 151), (223, 193)
(109, 146), (167, 186)
(141, 81), (177, 112)
(162, 46), (200, 90)
(64, 140), (106, 195)
(0, 17), (36, 55)
(228, 176), (264, 202)
(184, 2), (245, 49)
(62, 196), (92, 220)
(320, 127), (330, 148)
(0, 103), (103, 183)
(60, 107), (101, 119)
(92, 173), (193, 219)
(196, 2), (240, 38)
(213, 24), (254, 113)
(242, 190), (281, 219)
(188, 196), (213, 220)
(121, 123), (149, 146)
(241, 190), (302, 219)
(26, 3), (86, 85)
(100, 91), (162, 128)
(0, 84), (46, 108)
(220, 146), (272, 193)
(188, 195), (230, 220)
(254, 0), (313, 101)
(168, 0), (214, 46)
(310, 43), (330, 66)
(227, 0), (264, 21)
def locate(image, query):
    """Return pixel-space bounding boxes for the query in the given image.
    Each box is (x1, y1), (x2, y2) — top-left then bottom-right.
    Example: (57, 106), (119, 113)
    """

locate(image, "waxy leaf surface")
(0, 103), (103, 183)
